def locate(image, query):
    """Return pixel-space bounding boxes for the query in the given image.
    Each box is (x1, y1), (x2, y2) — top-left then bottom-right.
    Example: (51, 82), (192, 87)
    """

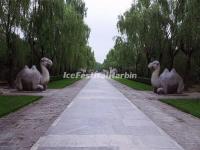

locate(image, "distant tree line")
(103, 0), (200, 85)
(0, 0), (96, 86)
(95, 62), (103, 72)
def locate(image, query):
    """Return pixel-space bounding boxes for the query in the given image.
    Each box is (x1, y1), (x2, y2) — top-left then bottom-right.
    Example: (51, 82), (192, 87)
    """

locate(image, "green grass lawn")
(114, 78), (152, 91)
(48, 78), (81, 89)
(0, 95), (41, 117)
(160, 99), (200, 118)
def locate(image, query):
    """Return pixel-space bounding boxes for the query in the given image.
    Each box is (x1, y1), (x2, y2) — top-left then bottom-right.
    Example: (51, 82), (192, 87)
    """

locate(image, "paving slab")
(109, 79), (200, 150)
(31, 74), (184, 150)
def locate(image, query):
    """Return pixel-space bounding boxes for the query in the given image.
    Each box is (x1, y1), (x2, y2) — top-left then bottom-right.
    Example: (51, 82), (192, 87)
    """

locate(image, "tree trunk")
(146, 52), (151, 77)
(7, 53), (15, 87)
(159, 53), (163, 65)
(184, 53), (192, 86)
(6, 37), (15, 87)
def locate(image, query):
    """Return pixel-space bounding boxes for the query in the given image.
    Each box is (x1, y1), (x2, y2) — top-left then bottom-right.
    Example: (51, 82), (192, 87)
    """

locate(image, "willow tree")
(0, 0), (30, 86)
(176, 0), (200, 80)
(104, 0), (200, 84)
(0, 0), (96, 85)
(25, 0), (94, 74)
(116, 0), (168, 74)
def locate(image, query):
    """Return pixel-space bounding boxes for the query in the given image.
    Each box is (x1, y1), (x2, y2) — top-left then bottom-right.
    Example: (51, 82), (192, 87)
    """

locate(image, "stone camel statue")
(148, 60), (184, 94)
(15, 57), (53, 91)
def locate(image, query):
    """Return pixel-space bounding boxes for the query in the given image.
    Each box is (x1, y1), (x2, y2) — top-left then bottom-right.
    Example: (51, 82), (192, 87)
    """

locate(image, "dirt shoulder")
(109, 79), (200, 150)
(0, 79), (89, 150)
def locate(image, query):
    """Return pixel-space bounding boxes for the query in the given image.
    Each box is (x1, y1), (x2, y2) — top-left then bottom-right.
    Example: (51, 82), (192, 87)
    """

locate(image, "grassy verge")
(0, 95), (42, 117)
(160, 99), (200, 118)
(48, 78), (81, 89)
(113, 78), (152, 91)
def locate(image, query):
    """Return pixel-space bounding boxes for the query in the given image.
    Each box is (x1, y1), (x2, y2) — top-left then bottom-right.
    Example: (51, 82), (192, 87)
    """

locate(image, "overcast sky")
(84, 0), (133, 63)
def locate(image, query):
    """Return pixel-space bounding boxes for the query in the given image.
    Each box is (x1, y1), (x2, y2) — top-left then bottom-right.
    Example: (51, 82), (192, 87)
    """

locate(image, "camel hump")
(24, 65), (29, 69)
(163, 68), (169, 73)
(171, 68), (177, 73)
(160, 68), (169, 78)
(31, 65), (37, 70)
(31, 66), (40, 76)
(21, 65), (31, 72)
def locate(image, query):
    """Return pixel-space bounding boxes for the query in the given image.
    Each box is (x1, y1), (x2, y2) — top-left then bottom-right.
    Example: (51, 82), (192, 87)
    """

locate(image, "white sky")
(84, 0), (133, 63)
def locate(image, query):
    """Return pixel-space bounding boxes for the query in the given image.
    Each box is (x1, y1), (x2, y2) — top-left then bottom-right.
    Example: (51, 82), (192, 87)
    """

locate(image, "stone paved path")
(109, 79), (200, 150)
(32, 75), (184, 150)
(0, 79), (89, 150)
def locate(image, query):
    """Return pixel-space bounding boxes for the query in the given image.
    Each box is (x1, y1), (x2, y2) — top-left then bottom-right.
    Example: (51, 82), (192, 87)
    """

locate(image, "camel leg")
(177, 80), (184, 94)
(18, 83), (23, 91)
(33, 84), (44, 91)
(43, 84), (47, 91)
(157, 88), (164, 94)
(160, 81), (168, 94)
(16, 79), (23, 91)
(163, 85), (168, 94)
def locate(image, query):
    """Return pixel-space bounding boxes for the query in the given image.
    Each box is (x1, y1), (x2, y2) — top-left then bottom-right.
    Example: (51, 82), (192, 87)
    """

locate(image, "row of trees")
(103, 0), (200, 84)
(0, 0), (96, 86)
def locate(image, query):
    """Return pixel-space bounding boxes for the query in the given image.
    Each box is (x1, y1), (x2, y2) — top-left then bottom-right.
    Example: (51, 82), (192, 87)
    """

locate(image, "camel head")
(148, 60), (160, 71)
(40, 57), (53, 68)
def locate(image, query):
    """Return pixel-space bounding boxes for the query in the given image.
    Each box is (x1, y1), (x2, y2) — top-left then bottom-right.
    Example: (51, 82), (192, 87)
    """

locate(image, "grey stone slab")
(0, 146), (17, 150)
(31, 74), (184, 150)
(37, 147), (119, 150)
(136, 136), (181, 149)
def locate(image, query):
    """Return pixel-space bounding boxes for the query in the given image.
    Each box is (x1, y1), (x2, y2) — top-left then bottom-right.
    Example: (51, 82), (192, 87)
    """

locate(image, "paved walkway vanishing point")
(31, 75), (184, 150)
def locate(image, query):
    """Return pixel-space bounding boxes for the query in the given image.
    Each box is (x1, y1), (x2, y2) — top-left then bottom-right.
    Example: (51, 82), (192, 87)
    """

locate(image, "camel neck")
(151, 68), (160, 87)
(152, 68), (160, 78)
(40, 64), (50, 83)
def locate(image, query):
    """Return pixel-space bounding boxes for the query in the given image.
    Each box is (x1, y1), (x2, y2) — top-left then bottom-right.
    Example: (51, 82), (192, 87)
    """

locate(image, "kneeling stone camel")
(15, 57), (52, 91)
(148, 60), (184, 94)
